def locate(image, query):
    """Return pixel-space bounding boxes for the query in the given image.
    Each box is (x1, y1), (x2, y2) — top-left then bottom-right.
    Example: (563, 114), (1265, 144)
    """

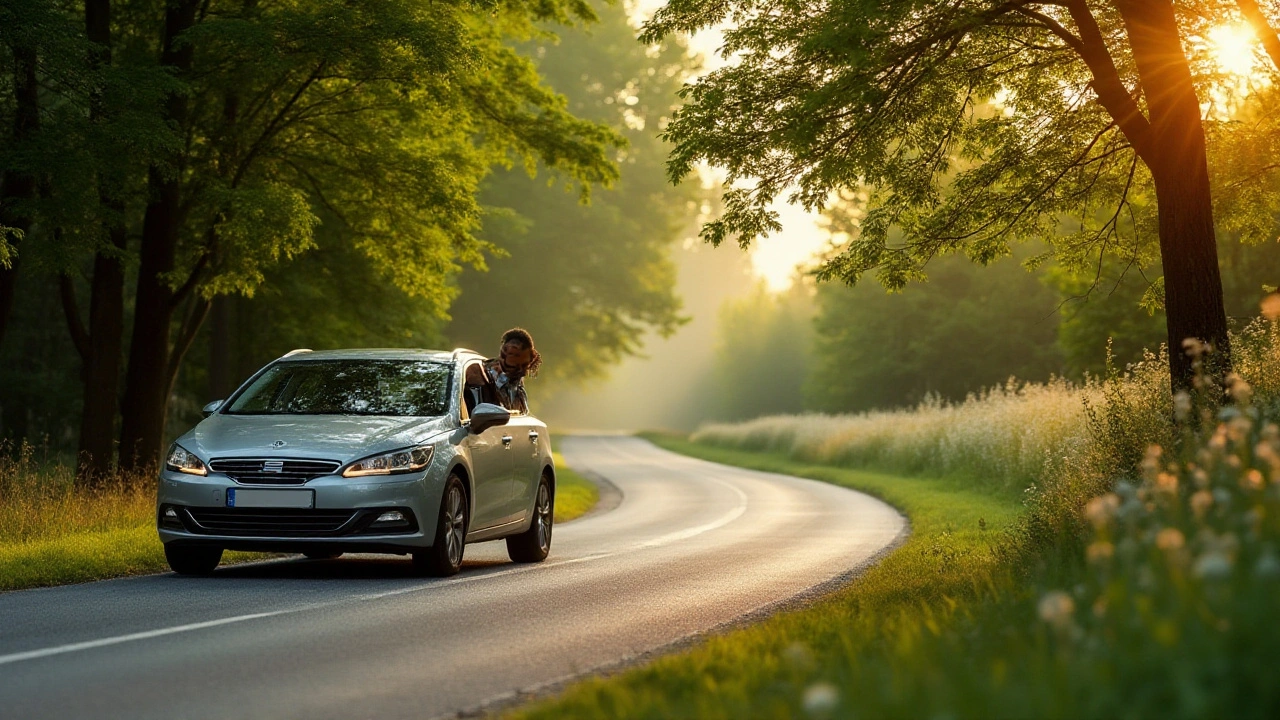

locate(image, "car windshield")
(225, 359), (451, 416)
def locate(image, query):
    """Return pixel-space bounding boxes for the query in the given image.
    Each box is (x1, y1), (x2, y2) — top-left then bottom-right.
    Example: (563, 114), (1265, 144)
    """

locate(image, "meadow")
(514, 321), (1280, 718)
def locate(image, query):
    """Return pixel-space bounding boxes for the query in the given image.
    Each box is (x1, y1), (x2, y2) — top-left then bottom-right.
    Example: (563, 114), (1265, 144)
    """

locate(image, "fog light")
(375, 511), (405, 524)
(160, 506), (183, 529)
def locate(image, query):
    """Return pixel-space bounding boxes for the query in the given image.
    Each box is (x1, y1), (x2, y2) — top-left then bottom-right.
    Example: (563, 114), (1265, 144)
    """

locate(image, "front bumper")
(156, 468), (443, 554)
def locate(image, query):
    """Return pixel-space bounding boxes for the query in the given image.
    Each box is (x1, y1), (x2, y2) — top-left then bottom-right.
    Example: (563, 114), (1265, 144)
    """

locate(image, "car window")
(226, 360), (451, 416)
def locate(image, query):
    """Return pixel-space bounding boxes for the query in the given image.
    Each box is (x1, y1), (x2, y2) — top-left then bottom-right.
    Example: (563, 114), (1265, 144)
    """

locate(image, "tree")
(447, 0), (698, 384)
(642, 0), (1246, 392)
(808, 250), (1063, 412)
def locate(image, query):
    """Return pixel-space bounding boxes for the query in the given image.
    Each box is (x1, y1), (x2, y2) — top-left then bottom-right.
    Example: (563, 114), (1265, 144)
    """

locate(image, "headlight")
(166, 444), (208, 476)
(342, 446), (433, 478)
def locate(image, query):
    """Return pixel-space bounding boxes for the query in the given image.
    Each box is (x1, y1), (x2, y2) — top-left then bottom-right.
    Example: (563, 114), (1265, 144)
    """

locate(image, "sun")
(1208, 23), (1260, 79)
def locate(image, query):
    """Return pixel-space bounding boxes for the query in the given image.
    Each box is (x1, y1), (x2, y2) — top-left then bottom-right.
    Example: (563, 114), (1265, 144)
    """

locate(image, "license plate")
(226, 488), (314, 509)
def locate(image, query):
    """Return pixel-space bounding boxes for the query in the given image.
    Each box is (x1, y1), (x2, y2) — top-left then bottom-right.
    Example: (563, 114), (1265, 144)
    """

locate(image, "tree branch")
(1015, 6), (1085, 53)
(169, 251), (209, 310)
(167, 295), (212, 385)
(1063, 0), (1151, 157)
(1236, 0), (1280, 74)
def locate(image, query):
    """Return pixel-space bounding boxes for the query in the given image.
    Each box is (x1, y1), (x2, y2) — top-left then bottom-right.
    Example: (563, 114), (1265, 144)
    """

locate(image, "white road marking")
(0, 611), (288, 666)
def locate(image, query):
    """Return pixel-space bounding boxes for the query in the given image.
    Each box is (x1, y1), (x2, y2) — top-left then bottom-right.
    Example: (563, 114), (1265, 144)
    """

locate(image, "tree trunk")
(1117, 0), (1230, 392)
(118, 0), (201, 472)
(0, 44), (40, 350)
(74, 0), (128, 484)
(79, 245), (127, 481)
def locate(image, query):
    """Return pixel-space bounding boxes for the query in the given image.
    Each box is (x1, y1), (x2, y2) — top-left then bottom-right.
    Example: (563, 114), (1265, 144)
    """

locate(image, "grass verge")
(554, 451), (600, 523)
(509, 435), (1027, 719)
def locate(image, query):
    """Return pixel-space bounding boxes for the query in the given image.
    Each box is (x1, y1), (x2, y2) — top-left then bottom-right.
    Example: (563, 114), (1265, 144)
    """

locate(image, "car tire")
(413, 474), (468, 577)
(506, 473), (553, 563)
(165, 544), (223, 576)
(303, 551), (342, 560)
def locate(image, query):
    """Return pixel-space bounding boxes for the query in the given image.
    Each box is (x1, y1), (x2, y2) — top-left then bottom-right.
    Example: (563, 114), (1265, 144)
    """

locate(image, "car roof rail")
(281, 348), (312, 358)
(452, 347), (479, 359)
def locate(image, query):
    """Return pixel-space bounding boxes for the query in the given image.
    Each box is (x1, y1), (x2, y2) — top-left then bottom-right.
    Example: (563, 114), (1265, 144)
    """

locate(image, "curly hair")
(501, 327), (542, 377)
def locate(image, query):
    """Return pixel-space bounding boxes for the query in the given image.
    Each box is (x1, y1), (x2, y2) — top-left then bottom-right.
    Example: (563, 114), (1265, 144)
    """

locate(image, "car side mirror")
(202, 399), (224, 417)
(469, 403), (511, 434)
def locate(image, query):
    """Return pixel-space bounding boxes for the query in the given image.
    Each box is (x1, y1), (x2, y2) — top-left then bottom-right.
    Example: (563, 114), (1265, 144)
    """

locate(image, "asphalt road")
(0, 435), (906, 720)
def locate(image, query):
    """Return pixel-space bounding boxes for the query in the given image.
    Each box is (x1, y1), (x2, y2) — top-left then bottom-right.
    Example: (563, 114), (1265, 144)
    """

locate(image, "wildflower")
(1155, 472), (1178, 494)
(1209, 427), (1228, 450)
(1156, 527), (1185, 552)
(1241, 469), (1264, 491)
(1262, 292), (1280, 320)
(1192, 468), (1210, 488)
(1084, 493), (1120, 528)
(802, 682), (839, 715)
(1141, 445), (1163, 480)
(1193, 551), (1233, 580)
(1173, 391), (1192, 420)
(1037, 590), (1075, 628)
(1190, 490), (1214, 518)
(1086, 541), (1114, 564)
(1227, 373), (1253, 404)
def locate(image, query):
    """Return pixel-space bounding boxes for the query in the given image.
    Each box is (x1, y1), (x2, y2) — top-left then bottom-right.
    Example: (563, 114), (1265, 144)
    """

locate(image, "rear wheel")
(413, 474), (468, 576)
(507, 474), (553, 563)
(165, 544), (223, 576)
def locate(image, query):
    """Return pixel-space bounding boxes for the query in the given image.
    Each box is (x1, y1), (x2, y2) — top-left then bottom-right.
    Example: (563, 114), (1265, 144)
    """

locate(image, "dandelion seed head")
(1037, 590), (1075, 627)
(1193, 551), (1233, 580)
(802, 682), (839, 715)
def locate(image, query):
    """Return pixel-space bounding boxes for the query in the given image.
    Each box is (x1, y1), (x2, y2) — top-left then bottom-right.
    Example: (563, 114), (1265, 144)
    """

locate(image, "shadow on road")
(201, 555), (512, 582)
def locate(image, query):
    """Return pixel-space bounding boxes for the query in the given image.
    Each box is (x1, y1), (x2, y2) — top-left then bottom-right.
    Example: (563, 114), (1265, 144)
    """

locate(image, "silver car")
(157, 348), (555, 577)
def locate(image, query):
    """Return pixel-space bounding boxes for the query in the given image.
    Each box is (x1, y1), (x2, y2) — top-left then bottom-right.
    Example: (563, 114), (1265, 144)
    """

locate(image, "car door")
(464, 425), (513, 530)
(503, 413), (545, 519)
(458, 360), (512, 531)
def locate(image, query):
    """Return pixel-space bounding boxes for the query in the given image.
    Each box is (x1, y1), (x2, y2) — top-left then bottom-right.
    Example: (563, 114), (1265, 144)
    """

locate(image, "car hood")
(179, 413), (455, 463)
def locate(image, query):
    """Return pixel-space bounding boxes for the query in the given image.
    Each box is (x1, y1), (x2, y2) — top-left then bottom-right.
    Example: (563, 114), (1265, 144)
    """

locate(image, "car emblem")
(271, 440), (287, 449)
(263, 460), (284, 474)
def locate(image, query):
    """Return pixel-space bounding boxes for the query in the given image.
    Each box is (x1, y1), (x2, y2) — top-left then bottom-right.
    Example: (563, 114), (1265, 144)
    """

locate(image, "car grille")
(184, 508), (358, 537)
(209, 458), (341, 485)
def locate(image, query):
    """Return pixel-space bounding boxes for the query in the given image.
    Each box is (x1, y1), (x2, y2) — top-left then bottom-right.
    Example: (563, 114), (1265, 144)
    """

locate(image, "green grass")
(510, 435), (1028, 720)
(0, 527), (267, 592)
(554, 451), (600, 523)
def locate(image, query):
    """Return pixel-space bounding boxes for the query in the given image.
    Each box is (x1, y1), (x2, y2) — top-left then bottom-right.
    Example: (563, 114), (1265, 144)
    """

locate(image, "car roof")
(275, 348), (473, 363)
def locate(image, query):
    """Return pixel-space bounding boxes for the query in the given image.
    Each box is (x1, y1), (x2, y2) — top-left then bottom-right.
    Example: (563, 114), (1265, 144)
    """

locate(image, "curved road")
(0, 435), (905, 719)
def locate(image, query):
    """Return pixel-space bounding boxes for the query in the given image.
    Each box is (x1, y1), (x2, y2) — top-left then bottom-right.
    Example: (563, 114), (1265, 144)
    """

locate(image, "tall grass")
(0, 442), (155, 543)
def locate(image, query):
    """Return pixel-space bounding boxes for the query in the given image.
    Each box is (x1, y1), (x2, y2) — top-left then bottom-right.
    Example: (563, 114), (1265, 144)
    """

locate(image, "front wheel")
(413, 474), (468, 577)
(165, 544), (223, 576)
(507, 474), (553, 563)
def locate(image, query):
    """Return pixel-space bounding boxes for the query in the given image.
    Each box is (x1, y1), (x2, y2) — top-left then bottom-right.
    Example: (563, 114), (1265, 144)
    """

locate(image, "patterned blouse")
(483, 358), (529, 415)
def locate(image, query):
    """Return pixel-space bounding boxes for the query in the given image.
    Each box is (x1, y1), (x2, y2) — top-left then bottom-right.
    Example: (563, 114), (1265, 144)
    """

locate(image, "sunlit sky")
(630, 0), (828, 292)
(628, 4), (1267, 291)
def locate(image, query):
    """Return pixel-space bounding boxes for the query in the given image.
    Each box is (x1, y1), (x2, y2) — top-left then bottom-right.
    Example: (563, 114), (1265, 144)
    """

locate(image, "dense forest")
(0, 0), (696, 477)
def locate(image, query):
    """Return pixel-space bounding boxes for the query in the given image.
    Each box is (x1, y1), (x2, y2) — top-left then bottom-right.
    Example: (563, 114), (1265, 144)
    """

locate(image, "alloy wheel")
(444, 486), (465, 566)
(535, 482), (552, 552)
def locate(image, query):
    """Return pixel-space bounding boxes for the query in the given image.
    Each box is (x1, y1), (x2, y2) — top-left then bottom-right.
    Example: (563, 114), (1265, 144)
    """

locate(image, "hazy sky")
(631, 0), (829, 292)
